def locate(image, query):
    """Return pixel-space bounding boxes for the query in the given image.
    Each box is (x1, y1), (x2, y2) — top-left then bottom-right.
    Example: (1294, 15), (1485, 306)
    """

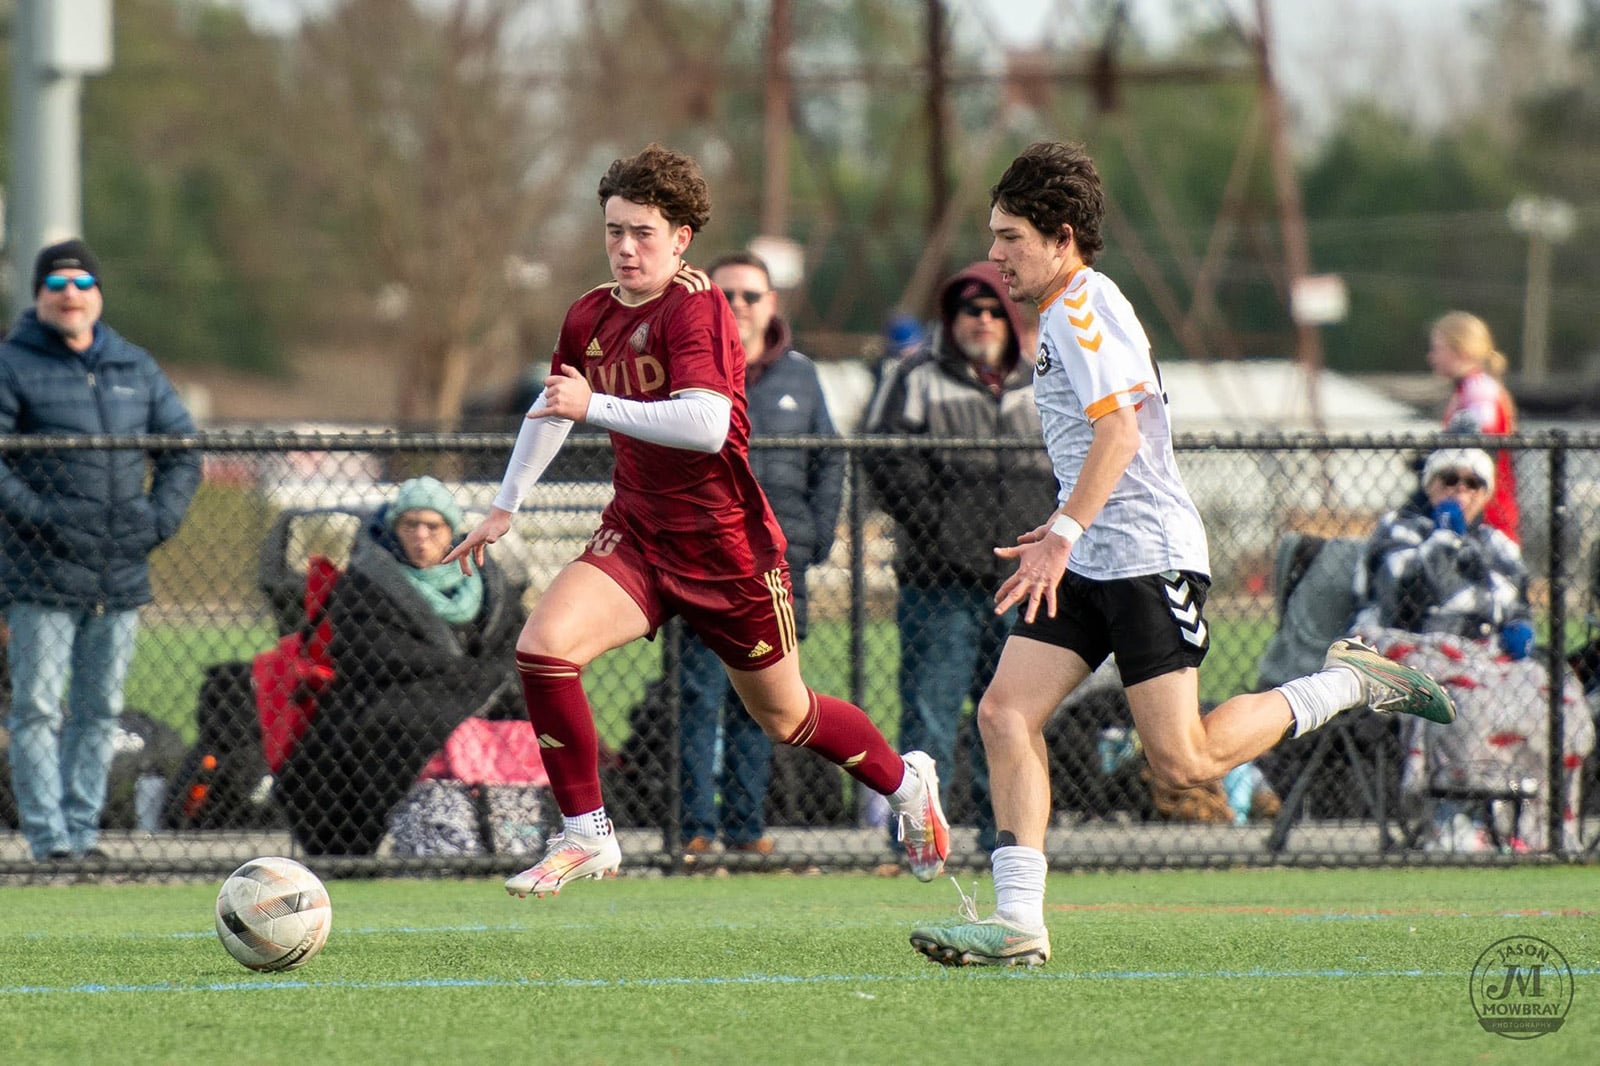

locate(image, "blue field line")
(5, 965), (1599, 997)
(8, 904), (1588, 946)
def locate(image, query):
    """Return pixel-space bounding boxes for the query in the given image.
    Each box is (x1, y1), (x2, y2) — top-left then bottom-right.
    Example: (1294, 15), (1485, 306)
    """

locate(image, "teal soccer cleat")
(1324, 637), (1456, 725)
(910, 913), (1052, 968)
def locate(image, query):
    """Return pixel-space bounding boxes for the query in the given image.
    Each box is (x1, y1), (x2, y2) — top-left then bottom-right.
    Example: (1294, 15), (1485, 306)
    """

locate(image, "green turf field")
(3, 866), (1593, 1064)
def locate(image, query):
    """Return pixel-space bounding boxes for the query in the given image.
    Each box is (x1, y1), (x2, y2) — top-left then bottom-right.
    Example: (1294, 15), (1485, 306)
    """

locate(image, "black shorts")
(1010, 569), (1211, 686)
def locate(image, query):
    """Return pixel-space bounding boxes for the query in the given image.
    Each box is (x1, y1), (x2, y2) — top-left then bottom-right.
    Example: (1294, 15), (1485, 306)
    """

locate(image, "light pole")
(1507, 195), (1576, 385)
(6, 0), (113, 315)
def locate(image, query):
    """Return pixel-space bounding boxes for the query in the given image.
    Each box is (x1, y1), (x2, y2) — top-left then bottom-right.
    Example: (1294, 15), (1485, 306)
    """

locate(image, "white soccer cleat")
(505, 825), (621, 899)
(894, 751), (950, 883)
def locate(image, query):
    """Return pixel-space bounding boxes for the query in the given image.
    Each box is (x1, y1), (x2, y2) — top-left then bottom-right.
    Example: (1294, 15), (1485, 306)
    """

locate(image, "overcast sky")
(234, 0), (1583, 137)
(972, 0), (1583, 136)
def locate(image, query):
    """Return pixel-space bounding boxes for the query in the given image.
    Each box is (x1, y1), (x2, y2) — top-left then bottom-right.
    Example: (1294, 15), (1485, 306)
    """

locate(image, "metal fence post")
(848, 446), (867, 709)
(1546, 431), (1569, 853)
(661, 618), (684, 865)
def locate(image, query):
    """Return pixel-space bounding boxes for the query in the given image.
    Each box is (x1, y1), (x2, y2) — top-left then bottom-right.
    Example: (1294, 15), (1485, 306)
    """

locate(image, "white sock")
(888, 757), (920, 808)
(1277, 666), (1363, 738)
(562, 807), (612, 838)
(991, 845), (1048, 930)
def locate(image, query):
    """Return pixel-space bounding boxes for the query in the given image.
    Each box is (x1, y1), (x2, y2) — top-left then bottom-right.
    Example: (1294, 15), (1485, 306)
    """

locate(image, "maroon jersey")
(553, 264), (787, 579)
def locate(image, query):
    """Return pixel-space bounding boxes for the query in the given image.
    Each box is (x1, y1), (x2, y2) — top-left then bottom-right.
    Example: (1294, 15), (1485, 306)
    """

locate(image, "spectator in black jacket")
(275, 476), (527, 855)
(677, 252), (844, 856)
(866, 261), (1056, 858)
(0, 239), (200, 862)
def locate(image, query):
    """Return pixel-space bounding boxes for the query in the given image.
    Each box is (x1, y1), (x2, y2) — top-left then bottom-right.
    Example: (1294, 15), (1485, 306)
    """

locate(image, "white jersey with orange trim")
(1032, 266), (1210, 581)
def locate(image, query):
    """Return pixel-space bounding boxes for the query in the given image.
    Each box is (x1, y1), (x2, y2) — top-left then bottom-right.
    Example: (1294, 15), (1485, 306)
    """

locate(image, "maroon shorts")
(579, 524), (796, 671)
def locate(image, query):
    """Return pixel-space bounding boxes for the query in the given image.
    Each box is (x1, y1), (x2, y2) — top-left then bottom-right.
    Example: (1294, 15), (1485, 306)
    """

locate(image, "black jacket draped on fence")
(275, 525), (525, 855)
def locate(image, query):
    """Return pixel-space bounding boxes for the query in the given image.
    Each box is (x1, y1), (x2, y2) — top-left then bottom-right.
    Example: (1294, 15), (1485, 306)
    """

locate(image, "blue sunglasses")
(43, 274), (97, 293)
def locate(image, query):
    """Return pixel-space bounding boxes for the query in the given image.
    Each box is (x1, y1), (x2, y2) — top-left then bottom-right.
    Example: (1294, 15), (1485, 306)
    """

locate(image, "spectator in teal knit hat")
(274, 475), (525, 855)
(384, 476), (480, 624)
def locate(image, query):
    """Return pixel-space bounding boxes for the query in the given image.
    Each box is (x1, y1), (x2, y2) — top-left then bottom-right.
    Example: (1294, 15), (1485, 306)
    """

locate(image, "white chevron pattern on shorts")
(1164, 576), (1209, 648)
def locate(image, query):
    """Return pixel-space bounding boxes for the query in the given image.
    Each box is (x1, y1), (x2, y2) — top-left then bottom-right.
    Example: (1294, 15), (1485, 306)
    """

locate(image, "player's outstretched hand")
(533, 366), (593, 421)
(994, 521), (1071, 624)
(443, 508), (514, 575)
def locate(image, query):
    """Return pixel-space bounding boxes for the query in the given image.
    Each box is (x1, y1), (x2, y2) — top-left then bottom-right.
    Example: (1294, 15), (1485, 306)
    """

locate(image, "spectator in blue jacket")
(0, 239), (201, 862)
(678, 251), (844, 856)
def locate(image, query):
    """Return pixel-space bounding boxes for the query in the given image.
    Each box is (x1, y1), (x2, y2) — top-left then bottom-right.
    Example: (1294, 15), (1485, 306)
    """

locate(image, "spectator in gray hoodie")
(866, 261), (1055, 859)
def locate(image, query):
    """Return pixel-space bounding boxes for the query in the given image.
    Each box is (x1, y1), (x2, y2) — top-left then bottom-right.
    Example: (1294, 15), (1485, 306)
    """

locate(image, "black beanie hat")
(33, 239), (101, 294)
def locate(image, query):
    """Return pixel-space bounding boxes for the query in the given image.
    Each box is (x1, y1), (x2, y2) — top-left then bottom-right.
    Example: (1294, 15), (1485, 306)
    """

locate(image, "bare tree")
(281, 0), (589, 427)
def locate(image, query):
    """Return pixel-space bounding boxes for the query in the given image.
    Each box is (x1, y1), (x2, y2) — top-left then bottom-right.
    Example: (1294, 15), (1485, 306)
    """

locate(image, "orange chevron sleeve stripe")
(1084, 382), (1156, 421)
(1076, 331), (1104, 352)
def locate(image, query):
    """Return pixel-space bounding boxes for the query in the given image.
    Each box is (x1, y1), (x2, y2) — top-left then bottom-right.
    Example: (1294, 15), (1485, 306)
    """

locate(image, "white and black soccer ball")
(215, 856), (332, 972)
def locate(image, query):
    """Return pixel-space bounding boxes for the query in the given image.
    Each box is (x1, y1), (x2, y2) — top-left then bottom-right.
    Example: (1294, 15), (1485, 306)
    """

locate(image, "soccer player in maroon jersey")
(445, 143), (948, 898)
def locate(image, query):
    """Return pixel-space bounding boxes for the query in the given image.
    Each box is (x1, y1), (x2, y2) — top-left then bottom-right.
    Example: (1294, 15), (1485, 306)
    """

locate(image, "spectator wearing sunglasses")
(1352, 448), (1529, 645)
(0, 238), (200, 863)
(1347, 450), (1583, 853)
(674, 251), (845, 858)
(863, 262), (1057, 863)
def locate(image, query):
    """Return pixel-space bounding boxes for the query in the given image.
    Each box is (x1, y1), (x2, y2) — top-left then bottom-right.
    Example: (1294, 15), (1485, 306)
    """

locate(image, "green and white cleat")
(1325, 637), (1455, 725)
(910, 878), (1051, 967)
(910, 914), (1052, 968)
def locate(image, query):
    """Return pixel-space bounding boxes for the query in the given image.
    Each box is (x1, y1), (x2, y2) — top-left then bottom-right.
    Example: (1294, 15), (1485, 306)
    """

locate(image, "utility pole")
(6, 0), (114, 315)
(752, 0), (804, 292)
(759, 0), (792, 239)
(1252, 0), (1324, 429)
(1507, 195), (1575, 385)
(924, 0), (951, 283)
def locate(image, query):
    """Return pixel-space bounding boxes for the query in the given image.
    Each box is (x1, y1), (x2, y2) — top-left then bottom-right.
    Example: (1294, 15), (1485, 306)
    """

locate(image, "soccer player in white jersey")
(910, 141), (1456, 968)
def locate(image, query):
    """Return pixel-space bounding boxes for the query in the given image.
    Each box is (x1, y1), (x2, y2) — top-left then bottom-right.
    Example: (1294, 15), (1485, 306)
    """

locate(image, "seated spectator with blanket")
(274, 476), (527, 855)
(1350, 448), (1593, 852)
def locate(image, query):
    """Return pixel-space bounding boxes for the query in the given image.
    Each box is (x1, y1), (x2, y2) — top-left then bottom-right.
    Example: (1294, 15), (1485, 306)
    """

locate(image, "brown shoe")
(1143, 766), (1235, 824)
(1250, 783), (1283, 821)
(683, 836), (715, 856)
(725, 837), (774, 856)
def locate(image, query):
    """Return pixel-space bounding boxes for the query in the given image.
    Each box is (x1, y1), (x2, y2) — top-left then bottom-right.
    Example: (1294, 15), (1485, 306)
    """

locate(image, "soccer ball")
(214, 856), (332, 972)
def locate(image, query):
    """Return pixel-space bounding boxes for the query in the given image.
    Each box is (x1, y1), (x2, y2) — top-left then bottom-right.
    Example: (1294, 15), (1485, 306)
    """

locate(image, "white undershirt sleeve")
(491, 393), (575, 513)
(583, 389), (731, 453)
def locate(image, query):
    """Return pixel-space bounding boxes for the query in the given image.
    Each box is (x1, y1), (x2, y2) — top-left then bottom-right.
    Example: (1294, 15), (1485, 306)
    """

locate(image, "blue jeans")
(5, 604), (140, 859)
(677, 633), (773, 846)
(893, 582), (1012, 852)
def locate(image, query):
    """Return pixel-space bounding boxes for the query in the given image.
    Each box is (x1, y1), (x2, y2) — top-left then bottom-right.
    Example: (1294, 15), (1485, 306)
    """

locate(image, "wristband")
(1049, 513), (1084, 545)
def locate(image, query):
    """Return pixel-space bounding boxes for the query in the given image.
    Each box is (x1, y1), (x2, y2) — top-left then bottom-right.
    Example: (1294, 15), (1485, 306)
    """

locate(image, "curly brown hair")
(597, 143), (712, 233)
(990, 142), (1105, 264)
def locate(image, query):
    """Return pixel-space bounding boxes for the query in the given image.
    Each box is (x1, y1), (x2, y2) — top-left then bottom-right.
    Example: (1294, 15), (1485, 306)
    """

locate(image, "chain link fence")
(1, 430), (1597, 879)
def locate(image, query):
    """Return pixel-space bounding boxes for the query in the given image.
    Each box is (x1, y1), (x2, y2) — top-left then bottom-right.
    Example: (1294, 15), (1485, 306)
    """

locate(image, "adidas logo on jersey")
(747, 640), (774, 658)
(537, 734), (566, 749)
(584, 338), (603, 360)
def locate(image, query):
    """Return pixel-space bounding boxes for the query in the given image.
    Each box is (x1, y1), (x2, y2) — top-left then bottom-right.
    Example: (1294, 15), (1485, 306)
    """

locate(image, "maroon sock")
(516, 652), (602, 815)
(783, 689), (906, 795)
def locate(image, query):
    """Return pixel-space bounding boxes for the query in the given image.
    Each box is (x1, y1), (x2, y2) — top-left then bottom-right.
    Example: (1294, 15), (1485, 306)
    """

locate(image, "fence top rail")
(0, 428), (1590, 453)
